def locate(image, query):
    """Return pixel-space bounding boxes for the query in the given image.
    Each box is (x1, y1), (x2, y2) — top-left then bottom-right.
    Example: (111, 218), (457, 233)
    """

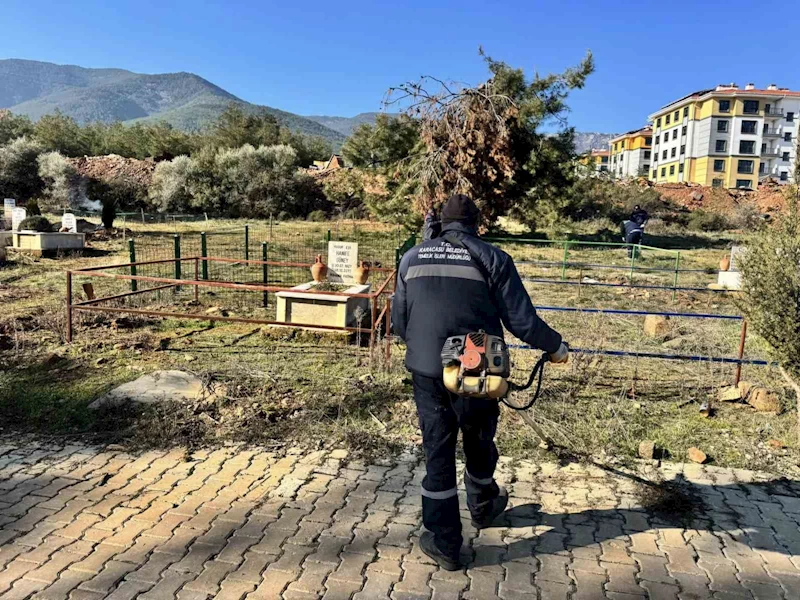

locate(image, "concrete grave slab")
(89, 370), (217, 409)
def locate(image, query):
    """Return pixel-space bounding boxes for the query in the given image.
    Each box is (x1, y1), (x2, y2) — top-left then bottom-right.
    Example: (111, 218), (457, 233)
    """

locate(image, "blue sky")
(2, 0), (799, 133)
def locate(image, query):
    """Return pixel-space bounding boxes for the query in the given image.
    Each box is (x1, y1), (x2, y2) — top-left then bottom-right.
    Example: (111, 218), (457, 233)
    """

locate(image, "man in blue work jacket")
(393, 194), (568, 570)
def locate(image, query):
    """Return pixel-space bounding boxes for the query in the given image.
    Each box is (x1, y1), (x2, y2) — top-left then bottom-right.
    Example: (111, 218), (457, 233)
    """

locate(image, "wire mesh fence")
(127, 220), (409, 286)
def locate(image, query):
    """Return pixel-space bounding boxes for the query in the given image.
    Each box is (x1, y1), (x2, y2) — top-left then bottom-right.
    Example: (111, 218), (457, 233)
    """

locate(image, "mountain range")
(0, 59), (616, 153)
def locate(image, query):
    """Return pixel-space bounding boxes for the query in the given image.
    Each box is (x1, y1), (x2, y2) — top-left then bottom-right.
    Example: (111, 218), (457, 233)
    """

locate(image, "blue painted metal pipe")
(531, 305), (742, 321)
(508, 344), (772, 366)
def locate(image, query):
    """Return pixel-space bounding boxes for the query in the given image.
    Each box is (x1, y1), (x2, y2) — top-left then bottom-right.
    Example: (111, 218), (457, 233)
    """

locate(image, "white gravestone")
(4, 199), (15, 222)
(729, 245), (746, 271)
(61, 213), (77, 233)
(327, 241), (358, 283)
(11, 207), (27, 231)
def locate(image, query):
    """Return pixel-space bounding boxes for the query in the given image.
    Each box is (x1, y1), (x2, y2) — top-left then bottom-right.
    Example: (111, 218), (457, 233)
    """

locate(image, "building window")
(739, 140), (756, 154)
(787, 112), (794, 122)
(712, 178), (723, 188)
(645, 137), (652, 146)
(714, 159), (725, 172)
(666, 114), (671, 124)
(680, 144), (686, 155)
(719, 100), (731, 113)
(785, 132), (793, 142)
(783, 152), (790, 161)
(656, 118), (662, 128)
(669, 165), (675, 175)
(601, 156), (608, 164)
(741, 120), (757, 134)
(661, 167), (666, 177)
(781, 171), (789, 181)
(679, 163), (684, 173)
(715, 139), (727, 152)
(662, 150), (667, 160)
(652, 170), (657, 179)
(670, 130), (676, 140)
(644, 150), (651, 159)
(737, 160), (754, 174)
(743, 100), (759, 114)
(671, 148), (676, 158)
(717, 120), (729, 132)
(655, 135), (659, 144)
(683, 107), (689, 117)
(674, 110), (679, 121)
(681, 125), (687, 135)
(736, 179), (752, 189)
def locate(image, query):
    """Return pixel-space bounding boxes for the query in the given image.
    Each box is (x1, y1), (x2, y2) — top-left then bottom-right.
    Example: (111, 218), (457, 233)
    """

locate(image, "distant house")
(579, 149), (610, 175)
(310, 155), (346, 171)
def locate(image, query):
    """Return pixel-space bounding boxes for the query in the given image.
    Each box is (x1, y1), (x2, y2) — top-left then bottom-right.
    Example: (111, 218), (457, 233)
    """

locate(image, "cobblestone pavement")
(1, 438), (800, 600)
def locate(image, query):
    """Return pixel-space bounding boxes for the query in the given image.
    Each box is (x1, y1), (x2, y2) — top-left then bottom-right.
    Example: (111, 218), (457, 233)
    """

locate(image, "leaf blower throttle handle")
(500, 342), (569, 411)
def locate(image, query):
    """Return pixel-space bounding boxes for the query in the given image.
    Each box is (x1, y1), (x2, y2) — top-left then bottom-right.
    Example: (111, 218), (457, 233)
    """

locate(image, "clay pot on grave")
(720, 256), (731, 272)
(311, 255), (328, 282)
(353, 261), (370, 285)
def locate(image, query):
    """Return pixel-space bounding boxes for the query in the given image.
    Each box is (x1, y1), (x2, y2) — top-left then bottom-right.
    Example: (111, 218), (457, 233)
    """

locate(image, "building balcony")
(761, 149), (779, 158)
(763, 108), (784, 118)
(762, 129), (781, 138)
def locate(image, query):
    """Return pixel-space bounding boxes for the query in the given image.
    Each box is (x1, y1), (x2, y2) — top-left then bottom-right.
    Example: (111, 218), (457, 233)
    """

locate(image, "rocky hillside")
(573, 132), (618, 154)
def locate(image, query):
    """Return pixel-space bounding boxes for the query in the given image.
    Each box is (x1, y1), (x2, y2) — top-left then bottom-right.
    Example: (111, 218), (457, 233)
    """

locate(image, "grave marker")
(729, 245), (746, 271)
(4, 199), (15, 223)
(327, 241), (358, 283)
(11, 207), (26, 231)
(61, 213), (77, 233)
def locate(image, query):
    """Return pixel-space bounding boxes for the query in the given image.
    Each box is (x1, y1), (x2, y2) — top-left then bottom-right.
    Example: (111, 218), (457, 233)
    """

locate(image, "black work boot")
(470, 486), (509, 529)
(419, 531), (462, 571)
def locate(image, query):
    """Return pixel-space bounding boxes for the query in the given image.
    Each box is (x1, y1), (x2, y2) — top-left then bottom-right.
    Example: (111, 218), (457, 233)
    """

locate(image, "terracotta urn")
(311, 254), (328, 282)
(353, 261), (370, 285)
(719, 256), (731, 272)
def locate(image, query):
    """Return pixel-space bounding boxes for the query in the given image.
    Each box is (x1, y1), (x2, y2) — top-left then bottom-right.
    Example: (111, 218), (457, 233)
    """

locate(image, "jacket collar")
(441, 222), (479, 237)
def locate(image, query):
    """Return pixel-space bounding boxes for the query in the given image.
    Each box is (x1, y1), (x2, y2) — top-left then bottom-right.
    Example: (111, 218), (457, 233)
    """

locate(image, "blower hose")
(500, 351), (550, 411)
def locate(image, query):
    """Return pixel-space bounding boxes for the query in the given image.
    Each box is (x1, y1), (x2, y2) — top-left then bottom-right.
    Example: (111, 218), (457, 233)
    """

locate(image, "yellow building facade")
(648, 84), (799, 188)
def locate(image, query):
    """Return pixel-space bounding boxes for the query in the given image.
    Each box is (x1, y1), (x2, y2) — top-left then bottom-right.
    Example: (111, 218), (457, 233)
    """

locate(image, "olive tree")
(737, 148), (800, 437)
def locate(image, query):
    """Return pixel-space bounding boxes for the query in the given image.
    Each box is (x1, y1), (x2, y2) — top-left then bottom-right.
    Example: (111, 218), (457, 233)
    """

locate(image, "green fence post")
(244, 225), (250, 261)
(262, 242), (269, 308)
(326, 229), (331, 243)
(672, 252), (681, 302)
(174, 235), (181, 287)
(561, 242), (569, 281)
(395, 247), (401, 271)
(128, 239), (137, 292)
(201, 232), (208, 280)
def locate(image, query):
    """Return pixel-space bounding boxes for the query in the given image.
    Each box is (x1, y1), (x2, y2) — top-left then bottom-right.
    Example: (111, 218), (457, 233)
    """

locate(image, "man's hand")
(549, 342), (569, 364)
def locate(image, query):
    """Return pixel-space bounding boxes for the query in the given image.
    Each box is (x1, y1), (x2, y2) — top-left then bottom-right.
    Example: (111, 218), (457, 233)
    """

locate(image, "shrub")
(687, 210), (730, 232)
(0, 136), (44, 201)
(307, 209), (327, 222)
(25, 199), (41, 216)
(18, 215), (52, 232)
(737, 198), (800, 432)
(277, 211), (290, 221)
(37, 151), (83, 209)
(148, 155), (193, 213)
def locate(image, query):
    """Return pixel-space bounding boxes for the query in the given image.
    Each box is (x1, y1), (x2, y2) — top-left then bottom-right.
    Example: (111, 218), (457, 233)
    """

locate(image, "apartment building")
(648, 84), (798, 189)
(608, 127), (652, 178)
(580, 149), (610, 174)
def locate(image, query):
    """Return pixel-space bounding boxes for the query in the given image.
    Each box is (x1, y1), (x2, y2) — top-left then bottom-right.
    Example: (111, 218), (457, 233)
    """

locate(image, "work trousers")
(626, 230), (643, 257)
(412, 373), (501, 558)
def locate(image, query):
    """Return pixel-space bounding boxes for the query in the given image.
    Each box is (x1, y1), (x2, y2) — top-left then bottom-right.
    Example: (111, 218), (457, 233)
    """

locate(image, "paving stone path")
(1, 436), (799, 600)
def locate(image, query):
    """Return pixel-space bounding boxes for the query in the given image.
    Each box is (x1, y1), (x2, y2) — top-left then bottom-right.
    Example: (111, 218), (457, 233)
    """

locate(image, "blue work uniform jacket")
(392, 222), (562, 378)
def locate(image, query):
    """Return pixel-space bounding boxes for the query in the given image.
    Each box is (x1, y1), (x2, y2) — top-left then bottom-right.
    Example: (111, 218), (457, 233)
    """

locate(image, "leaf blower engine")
(441, 331), (554, 410)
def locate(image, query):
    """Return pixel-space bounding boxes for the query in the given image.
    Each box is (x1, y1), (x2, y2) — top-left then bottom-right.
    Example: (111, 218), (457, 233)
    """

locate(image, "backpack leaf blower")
(440, 330), (560, 410)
